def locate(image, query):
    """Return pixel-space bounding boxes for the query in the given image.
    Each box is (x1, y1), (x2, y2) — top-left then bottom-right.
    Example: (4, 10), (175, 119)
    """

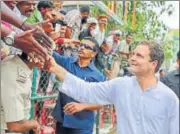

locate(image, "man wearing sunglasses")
(51, 37), (105, 134)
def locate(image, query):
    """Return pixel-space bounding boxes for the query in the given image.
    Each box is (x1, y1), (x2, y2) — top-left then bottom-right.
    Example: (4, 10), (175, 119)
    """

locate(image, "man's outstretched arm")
(46, 57), (121, 105)
(1, 1), (32, 31)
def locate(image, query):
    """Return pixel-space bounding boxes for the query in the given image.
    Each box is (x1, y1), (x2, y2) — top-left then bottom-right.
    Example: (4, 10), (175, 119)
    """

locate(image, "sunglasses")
(80, 43), (95, 51)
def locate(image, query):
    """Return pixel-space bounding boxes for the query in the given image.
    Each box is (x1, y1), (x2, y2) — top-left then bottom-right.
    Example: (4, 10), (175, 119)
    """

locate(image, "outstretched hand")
(43, 56), (58, 73)
(14, 28), (49, 60)
(22, 21), (56, 52)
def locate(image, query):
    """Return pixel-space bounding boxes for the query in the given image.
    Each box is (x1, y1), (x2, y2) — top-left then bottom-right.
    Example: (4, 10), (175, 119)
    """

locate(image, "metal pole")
(91, 1), (124, 25)
(132, 0), (136, 30)
(30, 68), (38, 119)
(114, 0), (117, 14)
(124, 1), (129, 22)
(122, 0), (126, 17)
(96, 109), (100, 134)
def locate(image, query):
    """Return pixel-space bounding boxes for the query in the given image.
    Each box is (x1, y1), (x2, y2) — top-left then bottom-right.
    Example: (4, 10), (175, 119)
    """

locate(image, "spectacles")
(80, 43), (95, 51)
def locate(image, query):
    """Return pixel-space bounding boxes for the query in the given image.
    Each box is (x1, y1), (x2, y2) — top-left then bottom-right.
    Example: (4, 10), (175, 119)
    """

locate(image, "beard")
(81, 17), (88, 24)
(99, 24), (106, 30)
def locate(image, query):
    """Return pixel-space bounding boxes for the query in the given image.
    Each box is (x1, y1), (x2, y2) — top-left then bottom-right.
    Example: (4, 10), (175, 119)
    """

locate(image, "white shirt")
(119, 40), (130, 52)
(95, 26), (105, 46)
(60, 73), (179, 134)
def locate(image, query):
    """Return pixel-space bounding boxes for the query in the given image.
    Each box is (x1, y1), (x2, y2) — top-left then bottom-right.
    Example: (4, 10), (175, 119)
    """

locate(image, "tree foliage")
(121, 1), (174, 40)
(91, 1), (176, 59)
(91, 1), (174, 40)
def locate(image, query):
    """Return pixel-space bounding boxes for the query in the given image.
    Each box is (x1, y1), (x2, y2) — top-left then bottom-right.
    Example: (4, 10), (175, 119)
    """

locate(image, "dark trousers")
(56, 122), (93, 134)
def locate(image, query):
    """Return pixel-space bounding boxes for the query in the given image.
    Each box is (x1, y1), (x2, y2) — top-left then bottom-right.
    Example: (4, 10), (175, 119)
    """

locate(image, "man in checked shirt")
(64, 6), (90, 40)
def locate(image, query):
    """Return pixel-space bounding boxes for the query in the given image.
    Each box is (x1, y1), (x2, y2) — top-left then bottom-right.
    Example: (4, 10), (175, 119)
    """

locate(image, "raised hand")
(32, 27), (56, 53)
(44, 10), (64, 22)
(21, 21), (55, 53)
(14, 28), (49, 60)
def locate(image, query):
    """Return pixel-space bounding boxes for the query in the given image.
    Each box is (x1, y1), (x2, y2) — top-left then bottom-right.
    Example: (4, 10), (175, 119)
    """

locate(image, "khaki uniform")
(1, 55), (32, 134)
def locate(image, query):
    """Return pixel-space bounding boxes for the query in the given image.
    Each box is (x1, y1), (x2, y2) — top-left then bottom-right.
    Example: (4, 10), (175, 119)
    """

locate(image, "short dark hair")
(37, 1), (54, 11)
(126, 33), (133, 38)
(80, 6), (90, 13)
(177, 50), (180, 59)
(82, 37), (99, 53)
(53, 20), (67, 26)
(60, 10), (67, 15)
(138, 40), (164, 73)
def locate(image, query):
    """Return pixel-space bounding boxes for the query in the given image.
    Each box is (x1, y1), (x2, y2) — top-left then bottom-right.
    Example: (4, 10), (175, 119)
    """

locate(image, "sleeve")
(118, 41), (126, 52)
(64, 10), (79, 28)
(52, 51), (70, 67)
(61, 73), (123, 105)
(169, 97), (179, 134)
(98, 73), (106, 82)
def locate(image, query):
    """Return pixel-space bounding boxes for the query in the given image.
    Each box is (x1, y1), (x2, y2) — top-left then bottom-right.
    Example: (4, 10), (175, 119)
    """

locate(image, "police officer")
(1, 52), (41, 134)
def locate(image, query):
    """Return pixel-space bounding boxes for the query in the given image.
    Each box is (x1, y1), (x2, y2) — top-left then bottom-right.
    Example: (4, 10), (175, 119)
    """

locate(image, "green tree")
(91, 1), (175, 45)
(162, 39), (174, 60)
(120, 1), (174, 41)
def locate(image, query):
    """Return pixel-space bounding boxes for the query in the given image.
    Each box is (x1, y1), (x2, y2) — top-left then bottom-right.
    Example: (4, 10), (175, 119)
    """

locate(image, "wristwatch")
(3, 31), (16, 46)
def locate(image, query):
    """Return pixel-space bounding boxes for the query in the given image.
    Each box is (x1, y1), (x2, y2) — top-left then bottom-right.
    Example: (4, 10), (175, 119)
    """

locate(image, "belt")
(5, 129), (14, 133)
(5, 129), (33, 134)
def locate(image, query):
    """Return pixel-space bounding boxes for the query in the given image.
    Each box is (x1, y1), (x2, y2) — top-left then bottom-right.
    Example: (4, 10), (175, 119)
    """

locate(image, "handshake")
(27, 51), (57, 73)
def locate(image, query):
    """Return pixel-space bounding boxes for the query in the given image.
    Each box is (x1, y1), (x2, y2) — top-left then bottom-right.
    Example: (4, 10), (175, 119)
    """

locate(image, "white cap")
(114, 30), (122, 35)
(87, 17), (98, 24)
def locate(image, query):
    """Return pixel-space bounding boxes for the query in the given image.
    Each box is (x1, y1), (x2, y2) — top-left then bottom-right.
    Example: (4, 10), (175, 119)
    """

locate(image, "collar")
(126, 41), (131, 45)
(71, 57), (96, 70)
(134, 76), (161, 100)
(173, 69), (180, 76)
(146, 81), (161, 100)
